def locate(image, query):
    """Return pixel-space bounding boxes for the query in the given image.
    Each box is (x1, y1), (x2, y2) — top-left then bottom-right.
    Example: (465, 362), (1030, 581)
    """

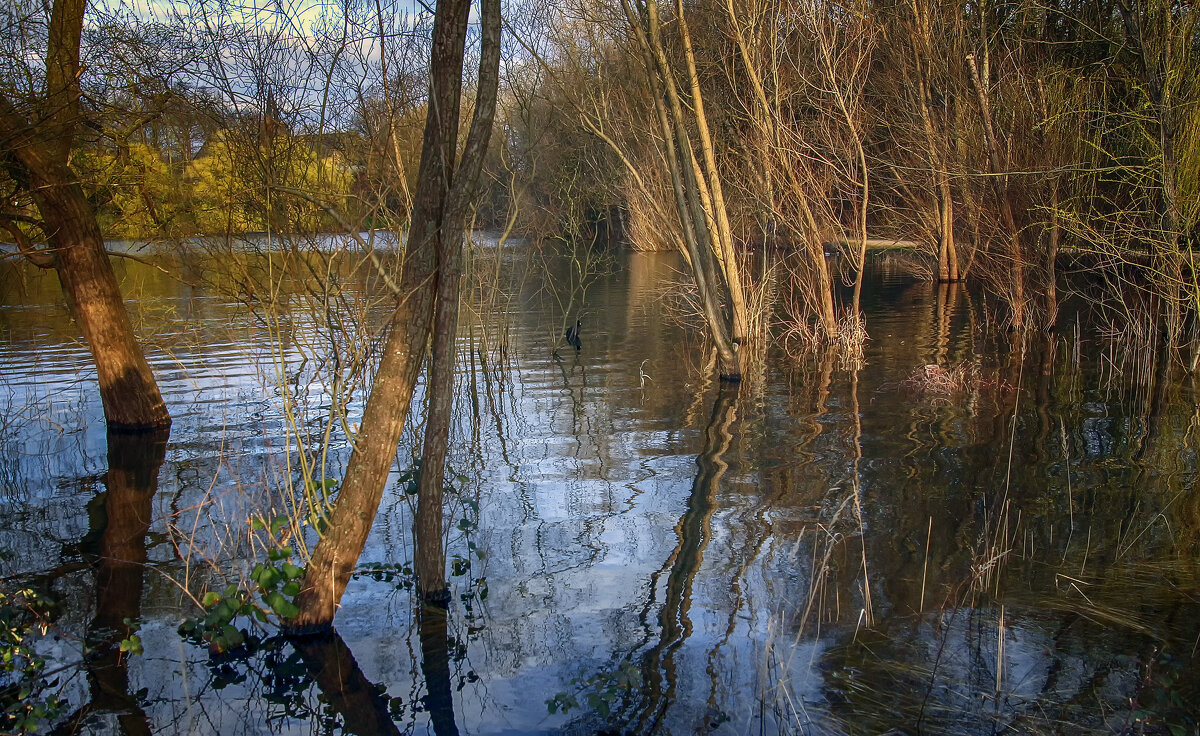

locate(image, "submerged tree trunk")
(0, 0), (169, 431)
(937, 171), (960, 282)
(674, 0), (749, 346)
(415, 0), (502, 601)
(906, 0), (960, 285)
(288, 0), (500, 632)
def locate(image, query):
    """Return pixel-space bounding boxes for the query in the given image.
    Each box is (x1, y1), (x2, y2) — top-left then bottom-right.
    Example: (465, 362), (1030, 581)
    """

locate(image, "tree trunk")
(1045, 186), (1060, 331)
(1117, 0), (1190, 340)
(967, 52), (1025, 327)
(415, 0), (502, 601)
(0, 0), (170, 431)
(674, 0), (749, 346)
(288, 0), (500, 632)
(938, 173), (959, 282)
(621, 0), (741, 379)
(907, 0), (961, 285)
(41, 170), (171, 430)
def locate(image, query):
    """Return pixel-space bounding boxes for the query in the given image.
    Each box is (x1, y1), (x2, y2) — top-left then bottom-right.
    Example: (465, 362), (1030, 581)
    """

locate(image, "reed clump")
(899, 362), (978, 396)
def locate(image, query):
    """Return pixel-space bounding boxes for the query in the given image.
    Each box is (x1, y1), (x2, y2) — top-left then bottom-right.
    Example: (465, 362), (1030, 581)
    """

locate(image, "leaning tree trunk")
(674, 0), (748, 346)
(38, 162), (171, 429)
(0, 0), (169, 431)
(622, 0), (742, 380)
(287, 0), (500, 632)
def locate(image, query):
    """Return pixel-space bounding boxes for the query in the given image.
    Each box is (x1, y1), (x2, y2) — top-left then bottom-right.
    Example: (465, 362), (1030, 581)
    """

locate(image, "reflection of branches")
(546, 384), (741, 732)
(292, 630), (404, 736)
(635, 384), (739, 731)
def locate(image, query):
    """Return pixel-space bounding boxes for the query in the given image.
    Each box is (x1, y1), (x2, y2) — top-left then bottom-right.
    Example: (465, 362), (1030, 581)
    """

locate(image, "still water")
(1, 237), (1198, 734)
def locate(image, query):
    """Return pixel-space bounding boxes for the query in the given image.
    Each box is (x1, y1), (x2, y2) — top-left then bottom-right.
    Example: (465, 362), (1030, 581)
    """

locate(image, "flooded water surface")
(1, 238), (1198, 734)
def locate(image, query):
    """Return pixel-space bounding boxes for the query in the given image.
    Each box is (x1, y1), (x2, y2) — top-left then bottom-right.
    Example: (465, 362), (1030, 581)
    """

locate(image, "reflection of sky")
(2, 245), (1198, 733)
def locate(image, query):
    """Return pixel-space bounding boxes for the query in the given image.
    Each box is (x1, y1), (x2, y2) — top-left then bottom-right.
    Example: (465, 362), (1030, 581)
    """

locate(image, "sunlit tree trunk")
(724, 0), (838, 338)
(906, 0), (960, 285)
(801, 0), (874, 321)
(621, 0), (741, 379)
(0, 0), (169, 430)
(674, 0), (748, 346)
(288, 0), (501, 632)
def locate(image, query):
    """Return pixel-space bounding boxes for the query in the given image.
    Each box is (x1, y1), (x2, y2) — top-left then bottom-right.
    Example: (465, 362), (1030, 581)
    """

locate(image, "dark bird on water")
(565, 319), (582, 350)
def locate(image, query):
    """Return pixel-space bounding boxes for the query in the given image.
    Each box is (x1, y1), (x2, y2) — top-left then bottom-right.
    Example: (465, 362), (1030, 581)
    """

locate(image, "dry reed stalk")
(898, 362), (979, 399)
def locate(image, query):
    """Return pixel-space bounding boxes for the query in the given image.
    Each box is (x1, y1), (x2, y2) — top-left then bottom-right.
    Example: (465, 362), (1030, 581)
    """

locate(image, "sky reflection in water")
(0, 241), (1198, 734)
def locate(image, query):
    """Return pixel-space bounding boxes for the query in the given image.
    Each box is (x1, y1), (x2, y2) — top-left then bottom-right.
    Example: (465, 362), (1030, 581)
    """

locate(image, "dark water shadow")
(53, 428), (169, 736)
(290, 629), (404, 736)
(178, 611), (460, 736)
(277, 603), (462, 736)
(417, 600), (461, 736)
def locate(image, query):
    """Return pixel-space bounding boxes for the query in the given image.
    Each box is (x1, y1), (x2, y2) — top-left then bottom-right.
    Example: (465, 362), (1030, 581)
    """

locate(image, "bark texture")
(622, 0), (743, 379)
(0, 0), (169, 430)
(414, 0), (502, 600)
(288, 0), (500, 632)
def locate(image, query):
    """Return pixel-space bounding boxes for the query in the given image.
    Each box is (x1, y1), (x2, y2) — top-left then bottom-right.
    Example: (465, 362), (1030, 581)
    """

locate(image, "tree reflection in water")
(171, 614), (465, 736)
(55, 428), (168, 736)
(546, 383), (741, 733)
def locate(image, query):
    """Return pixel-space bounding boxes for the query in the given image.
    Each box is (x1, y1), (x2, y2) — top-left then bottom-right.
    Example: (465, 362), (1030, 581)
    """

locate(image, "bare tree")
(620, 0), (745, 378)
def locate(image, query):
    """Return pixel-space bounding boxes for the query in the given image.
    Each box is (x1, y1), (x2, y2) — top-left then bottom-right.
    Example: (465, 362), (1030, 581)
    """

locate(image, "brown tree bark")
(621, 0), (741, 379)
(288, 0), (501, 632)
(674, 0), (749, 346)
(0, 0), (169, 431)
(967, 52), (1025, 327)
(415, 0), (502, 601)
(907, 0), (961, 284)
